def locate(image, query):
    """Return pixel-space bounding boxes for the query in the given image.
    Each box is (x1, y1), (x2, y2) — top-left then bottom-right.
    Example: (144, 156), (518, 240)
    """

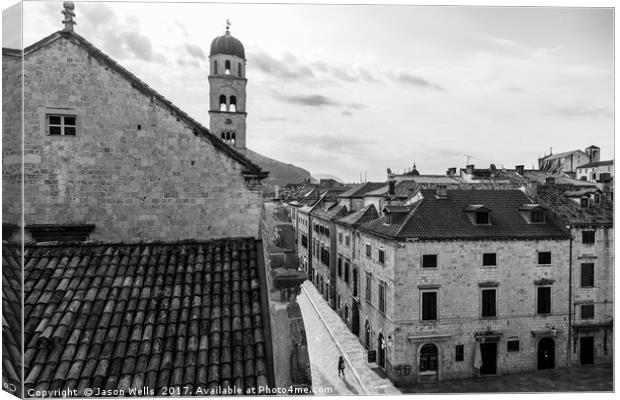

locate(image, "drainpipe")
(567, 230), (573, 366)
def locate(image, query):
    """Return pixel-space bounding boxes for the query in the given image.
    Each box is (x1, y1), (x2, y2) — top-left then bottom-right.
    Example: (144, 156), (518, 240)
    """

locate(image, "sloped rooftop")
(536, 186), (613, 227)
(22, 238), (272, 395)
(361, 190), (569, 241)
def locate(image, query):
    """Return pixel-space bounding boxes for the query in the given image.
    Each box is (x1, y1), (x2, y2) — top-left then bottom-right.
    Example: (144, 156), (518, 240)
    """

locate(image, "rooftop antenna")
(62, 2), (76, 32)
(464, 154), (475, 165)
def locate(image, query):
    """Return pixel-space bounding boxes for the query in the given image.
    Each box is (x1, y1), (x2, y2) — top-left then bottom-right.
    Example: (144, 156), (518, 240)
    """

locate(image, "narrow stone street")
(297, 282), (401, 395)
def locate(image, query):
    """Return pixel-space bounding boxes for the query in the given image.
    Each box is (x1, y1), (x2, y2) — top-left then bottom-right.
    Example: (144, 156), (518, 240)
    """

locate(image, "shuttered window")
(421, 292), (437, 321)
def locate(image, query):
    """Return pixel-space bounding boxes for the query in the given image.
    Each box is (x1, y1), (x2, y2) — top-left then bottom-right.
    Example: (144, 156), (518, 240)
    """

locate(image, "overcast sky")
(4, 1), (614, 182)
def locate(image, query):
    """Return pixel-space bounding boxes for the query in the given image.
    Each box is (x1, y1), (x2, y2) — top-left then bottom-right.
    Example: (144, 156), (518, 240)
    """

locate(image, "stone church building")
(3, 7), (266, 243)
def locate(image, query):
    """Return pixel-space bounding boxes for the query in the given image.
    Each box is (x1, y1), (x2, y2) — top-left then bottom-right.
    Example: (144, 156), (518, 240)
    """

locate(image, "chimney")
(466, 164), (475, 175)
(446, 167), (457, 176)
(515, 165), (525, 175)
(436, 185), (448, 199)
(388, 180), (395, 195)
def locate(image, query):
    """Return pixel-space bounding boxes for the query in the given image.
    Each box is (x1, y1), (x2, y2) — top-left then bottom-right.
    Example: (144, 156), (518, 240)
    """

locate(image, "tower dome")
(210, 30), (245, 59)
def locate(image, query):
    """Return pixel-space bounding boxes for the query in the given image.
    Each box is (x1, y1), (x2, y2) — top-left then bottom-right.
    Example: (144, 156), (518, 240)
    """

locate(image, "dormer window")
(476, 211), (489, 224)
(519, 204), (546, 224)
(594, 193), (601, 203)
(531, 211), (544, 223)
(464, 205), (492, 225)
(580, 197), (589, 207)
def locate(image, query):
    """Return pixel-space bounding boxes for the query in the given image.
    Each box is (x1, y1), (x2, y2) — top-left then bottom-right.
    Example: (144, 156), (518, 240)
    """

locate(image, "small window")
(481, 289), (496, 317)
(219, 94), (227, 111)
(378, 281), (386, 313)
(538, 251), (551, 265)
(225, 59), (231, 74)
(365, 273), (372, 302)
(580, 197), (589, 207)
(482, 253), (497, 266)
(455, 345), (464, 361)
(325, 228), (330, 237)
(594, 193), (601, 203)
(581, 304), (595, 319)
(229, 95), (237, 112)
(421, 291), (437, 321)
(344, 261), (350, 284)
(581, 263), (594, 287)
(345, 236), (350, 247)
(537, 287), (551, 314)
(238, 62), (242, 77)
(365, 244), (371, 258)
(531, 211), (545, 223)
(338, 232), (343, 244)
(213, 60), (218, 74)
(476, 211), (489, 224)
(582, 231), (595, 244)
(378, 249), (385, 264)
(507, 340), (520, 352)
(47, 114), (76, 136)
(337, 258), (342, 278)
(422, 254), (437, 269)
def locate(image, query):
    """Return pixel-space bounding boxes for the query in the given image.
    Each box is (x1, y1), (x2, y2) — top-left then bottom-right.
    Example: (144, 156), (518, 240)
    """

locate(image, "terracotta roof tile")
(20, 238), (272, 395)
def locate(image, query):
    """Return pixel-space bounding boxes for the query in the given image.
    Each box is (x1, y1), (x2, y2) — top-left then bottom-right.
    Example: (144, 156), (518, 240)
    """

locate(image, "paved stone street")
(402, 363), (613, 393)
(297, 282), (401, 395)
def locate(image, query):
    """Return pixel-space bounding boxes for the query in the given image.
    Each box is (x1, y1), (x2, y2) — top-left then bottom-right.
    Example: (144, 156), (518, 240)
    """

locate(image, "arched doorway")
(537, 337), (555, 370)
(364, 320), (371, 350)
(419, 343), (438, 374)
(378, 333), (386, 369)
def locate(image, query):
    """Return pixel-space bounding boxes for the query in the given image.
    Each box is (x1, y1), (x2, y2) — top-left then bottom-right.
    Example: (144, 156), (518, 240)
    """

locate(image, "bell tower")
(208, 21), (247, 154)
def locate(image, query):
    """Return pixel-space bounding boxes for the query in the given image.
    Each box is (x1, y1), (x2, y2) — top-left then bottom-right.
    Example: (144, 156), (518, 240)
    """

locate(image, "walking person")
(338, 355), (346, 379)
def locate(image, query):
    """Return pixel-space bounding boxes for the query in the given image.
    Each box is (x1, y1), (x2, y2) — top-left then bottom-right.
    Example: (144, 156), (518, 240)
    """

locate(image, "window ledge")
(419, 371), (438, 376)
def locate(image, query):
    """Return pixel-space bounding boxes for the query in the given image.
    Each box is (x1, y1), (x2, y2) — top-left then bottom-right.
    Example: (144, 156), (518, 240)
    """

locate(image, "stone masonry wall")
(2, 53), (23, 225)
(571, 226), (614, 365)
(10, 37), (262, 241)
(387, 238), (570, 384)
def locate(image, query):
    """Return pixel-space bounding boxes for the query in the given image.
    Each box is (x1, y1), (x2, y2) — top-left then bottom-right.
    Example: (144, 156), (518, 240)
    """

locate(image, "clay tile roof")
(361, 190), (569, 240)
(2, 244), (23, 397)
(577, 160), (614, 169)
(536, 186), (613, 227)
(20, 238), (272, 395)
(338, 182), (385, 198)
(336, 204), (380, 227)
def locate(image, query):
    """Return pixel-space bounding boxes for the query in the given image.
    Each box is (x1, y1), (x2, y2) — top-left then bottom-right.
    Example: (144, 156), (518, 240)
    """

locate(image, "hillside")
(245, 148), (312, 189)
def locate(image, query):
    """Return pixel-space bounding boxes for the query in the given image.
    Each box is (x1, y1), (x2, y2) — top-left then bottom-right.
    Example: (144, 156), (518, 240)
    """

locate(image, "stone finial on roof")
(62, 2), (76, 32)
(226, 19), (231, 35)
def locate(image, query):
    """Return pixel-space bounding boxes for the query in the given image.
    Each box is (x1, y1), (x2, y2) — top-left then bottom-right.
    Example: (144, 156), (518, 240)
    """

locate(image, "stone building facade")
(2, 29), (266, 242)
(351, 189), (572, 385)
(536, 185), (614, 366)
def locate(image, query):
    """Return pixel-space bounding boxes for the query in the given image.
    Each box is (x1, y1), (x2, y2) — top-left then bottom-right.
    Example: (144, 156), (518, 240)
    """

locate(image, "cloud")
(120, 31), (155, 61)
(80, 3), (117, 31)
(341, 110), (353, 117)
(549, 105), (613, 117)
(395, 71), (445, 91)
(274, 93), (338, 107)
(250, 50), (315, 80)
(185, 43), (206, 60)
(273, 91), (367, 110)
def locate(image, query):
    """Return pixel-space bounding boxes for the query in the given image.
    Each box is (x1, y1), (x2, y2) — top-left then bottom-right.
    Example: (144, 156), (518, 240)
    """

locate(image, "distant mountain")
(245, 148), (312, 190)
(312, 173), (344, 183)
